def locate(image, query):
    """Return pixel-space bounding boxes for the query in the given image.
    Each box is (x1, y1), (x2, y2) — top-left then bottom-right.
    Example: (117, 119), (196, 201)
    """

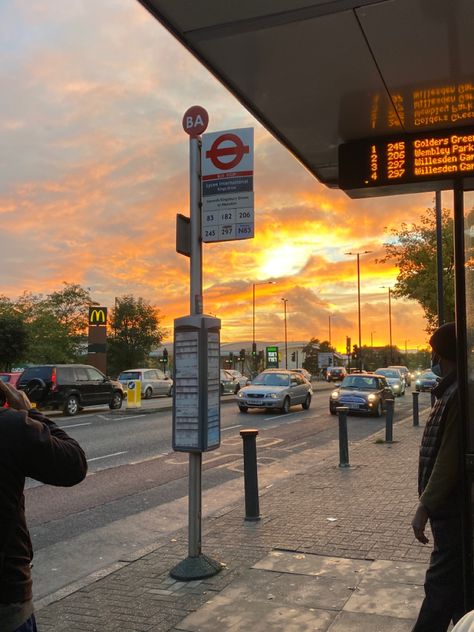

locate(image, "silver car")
(237, 370), (312, 414)
(118, 368), (173, 399)
(374, 368), (405, 397)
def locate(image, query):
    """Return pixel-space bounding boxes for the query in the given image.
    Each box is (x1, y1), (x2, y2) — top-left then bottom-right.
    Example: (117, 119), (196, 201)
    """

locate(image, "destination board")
(339, 126), (474, 197)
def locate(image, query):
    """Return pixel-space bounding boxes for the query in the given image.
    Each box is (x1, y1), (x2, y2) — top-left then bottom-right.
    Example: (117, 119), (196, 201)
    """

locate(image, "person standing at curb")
(0, 380), (88, 632)
(411, 321), (466, 631)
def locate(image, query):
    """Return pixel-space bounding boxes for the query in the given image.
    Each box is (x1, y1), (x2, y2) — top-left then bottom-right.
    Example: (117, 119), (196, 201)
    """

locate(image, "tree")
(13, 283), (96, 363)
(0, 314), (29, 370)
(302, 338), (336, 375)
(108, 295), (164, 375)
(379, 206), (454, 332)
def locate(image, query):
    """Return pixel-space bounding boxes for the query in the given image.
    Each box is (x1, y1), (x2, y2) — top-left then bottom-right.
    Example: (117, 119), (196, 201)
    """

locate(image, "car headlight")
(393, 384), (400, 390)
(267, 393), (278, 399)
(331, 391), (339, 400)
(237, 391), (244, 398)
(368, 393), (376, 401)
(416, 380), (421, 385)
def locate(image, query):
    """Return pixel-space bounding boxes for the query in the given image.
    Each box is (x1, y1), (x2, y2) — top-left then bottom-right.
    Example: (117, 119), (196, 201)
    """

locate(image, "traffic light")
(162, 348), (168, 364)
(346, 336), (351, 354)
(291, 352), (296, 361)
(352, 344), (359, 360)
(240, 348), (246, 360)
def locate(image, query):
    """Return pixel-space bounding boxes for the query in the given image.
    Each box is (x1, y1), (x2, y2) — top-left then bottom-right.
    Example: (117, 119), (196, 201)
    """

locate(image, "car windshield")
(341, 376), (378, 390)
(118, 371), (141, 380)
(421, 371), (436, 378)
(253, 373), (290, 387)
(375, 369), (399, 378)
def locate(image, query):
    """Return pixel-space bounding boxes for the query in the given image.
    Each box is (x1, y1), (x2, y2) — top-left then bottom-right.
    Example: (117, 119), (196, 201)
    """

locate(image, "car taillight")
(51, 368), (58, 391)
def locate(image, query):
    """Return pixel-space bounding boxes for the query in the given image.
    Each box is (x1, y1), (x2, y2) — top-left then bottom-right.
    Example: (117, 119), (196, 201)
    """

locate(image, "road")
(27, 385), (430, 604)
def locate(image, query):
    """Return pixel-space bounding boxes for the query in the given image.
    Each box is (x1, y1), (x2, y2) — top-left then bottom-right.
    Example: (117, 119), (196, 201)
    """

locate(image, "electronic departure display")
(339, 126), (474, 197)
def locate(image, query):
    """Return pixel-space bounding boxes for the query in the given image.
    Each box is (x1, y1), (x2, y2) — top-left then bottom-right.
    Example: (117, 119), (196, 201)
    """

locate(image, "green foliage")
(0, 313), (29, 370)
(379, 206), (454, 332)
(108, 295), (164, 376)
(302, 338), (336, 374)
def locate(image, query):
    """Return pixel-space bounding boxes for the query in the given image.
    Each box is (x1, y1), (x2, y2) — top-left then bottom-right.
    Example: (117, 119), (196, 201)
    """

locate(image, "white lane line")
(120, 415), (143, 420)
(263, 411), (303, 421)
(87, 451), (128, 463)
(222, 424), (242, 431)
(59, 422), (92, 429)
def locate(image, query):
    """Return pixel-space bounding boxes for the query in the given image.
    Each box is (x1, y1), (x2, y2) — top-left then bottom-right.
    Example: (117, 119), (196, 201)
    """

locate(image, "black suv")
(17, 364), (124, 416)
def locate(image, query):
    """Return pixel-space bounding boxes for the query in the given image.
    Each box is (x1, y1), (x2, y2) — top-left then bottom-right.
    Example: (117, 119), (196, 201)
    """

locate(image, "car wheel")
(302, 393), (311, 410)
(234, 384), (240, 394)
(238, 405), (248, 413)
(63, 395), (79, 416)
(281, 397), (290, 414)
(329, 406), (337, 415)
(144, 387), (153, 399)
(374, 401), (383, 417)
(167, 386), (173, 397)
(109, 391), (123, 410)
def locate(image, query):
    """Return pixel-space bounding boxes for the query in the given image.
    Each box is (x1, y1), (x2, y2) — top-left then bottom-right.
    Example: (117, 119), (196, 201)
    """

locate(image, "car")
(388, 365), (411, 386)
(237, 369), (312, 414)
(329, 373), (393, 417)
(17, 364), (124, 416)
(292, 368), (312, 382)
(326, 367), (347, 382)
(118, 368), (173, 399)
(0, 372), (23, 408)
(220, 369), (239, 394)
(415, 369), (440, 392)
(374, 368), (406, 397)
(348, 368), (367, 374)
(226, 370), (250, 391)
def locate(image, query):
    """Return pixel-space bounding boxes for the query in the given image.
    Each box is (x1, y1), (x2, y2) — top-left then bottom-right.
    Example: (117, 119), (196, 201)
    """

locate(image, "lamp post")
(371, 331), (376, 348)
(281, 298), (288, 369)
(381, 286), (394, 363)
(252, 281), (275, 372)
(328, 314), (332, 347)
(345, 250), (372, 369)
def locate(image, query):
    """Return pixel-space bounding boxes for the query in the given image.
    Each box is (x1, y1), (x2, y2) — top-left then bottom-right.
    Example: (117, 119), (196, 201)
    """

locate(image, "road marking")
(59, 422), (92, 429)
(263, 411), (304, 421)
(222, 424), (242, 431)
(87, 451), (128, 463)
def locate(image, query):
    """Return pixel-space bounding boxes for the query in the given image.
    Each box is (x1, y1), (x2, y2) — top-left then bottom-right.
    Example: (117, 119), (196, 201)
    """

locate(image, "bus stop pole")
(189, 135), (203, 559)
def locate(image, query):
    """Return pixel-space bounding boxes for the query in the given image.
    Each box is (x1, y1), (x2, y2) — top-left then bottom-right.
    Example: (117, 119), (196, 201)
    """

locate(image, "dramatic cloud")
(0, 0), (436, 350)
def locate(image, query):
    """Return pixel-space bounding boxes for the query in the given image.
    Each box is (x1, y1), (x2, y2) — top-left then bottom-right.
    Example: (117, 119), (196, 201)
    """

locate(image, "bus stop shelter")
(138, 0), (474, 607)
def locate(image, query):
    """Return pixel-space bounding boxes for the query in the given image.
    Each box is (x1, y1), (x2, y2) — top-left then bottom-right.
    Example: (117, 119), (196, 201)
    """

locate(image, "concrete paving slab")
(327, 611), (416, 631)
(364, 559), (426, 585)
(217, 568), (356, 610)
(253, 550), (370, 581)
(174, 594), (336, 632)
(343, 580), (425, 619)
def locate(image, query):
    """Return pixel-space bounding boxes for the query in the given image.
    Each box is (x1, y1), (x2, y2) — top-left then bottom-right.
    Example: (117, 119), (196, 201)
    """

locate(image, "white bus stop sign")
(201, 128), (254, 243)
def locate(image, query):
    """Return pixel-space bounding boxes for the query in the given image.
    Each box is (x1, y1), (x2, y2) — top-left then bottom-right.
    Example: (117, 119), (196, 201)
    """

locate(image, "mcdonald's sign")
(89, 307), (107, 326)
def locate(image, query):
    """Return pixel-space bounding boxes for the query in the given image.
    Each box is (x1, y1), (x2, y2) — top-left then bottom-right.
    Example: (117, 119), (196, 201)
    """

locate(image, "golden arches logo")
(89, 308), (107, 324)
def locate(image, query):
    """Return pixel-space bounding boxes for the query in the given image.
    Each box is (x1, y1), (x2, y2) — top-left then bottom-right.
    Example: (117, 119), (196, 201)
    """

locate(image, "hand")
(412, 503), (429, 544)
(0, 381), (32, 412)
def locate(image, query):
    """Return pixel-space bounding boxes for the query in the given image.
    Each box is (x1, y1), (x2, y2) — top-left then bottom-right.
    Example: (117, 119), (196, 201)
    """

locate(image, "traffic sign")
(201, 128), (254, 243)
(182, 105), (209, 137)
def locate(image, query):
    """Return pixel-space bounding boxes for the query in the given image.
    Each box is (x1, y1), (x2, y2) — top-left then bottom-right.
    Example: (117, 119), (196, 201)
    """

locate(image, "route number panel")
(339, 126), (474, 197)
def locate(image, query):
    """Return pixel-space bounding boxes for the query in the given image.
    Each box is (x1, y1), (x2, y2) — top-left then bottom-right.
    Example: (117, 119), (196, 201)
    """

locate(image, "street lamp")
(328, 313), (332, 347)
(281, 298), (288, 369)
(345, 250), (372, 368)
(381, 286), (394, 363)
(252, 281), (276, 367)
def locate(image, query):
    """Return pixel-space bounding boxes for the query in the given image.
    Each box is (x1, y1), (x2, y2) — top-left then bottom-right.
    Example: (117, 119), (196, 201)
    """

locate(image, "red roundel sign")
(182, 106), (209, 137)
(205, 133), (250, 170)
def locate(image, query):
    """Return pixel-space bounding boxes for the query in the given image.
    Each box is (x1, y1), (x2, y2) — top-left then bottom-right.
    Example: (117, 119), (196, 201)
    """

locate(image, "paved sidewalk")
(36, 408), (431, 631)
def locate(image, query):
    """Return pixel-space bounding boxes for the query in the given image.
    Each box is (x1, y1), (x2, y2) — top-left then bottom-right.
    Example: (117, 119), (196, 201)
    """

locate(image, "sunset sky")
(0, 0), (445, 351)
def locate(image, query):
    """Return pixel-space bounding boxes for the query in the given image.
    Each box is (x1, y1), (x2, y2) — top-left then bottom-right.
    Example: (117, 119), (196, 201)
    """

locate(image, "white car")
(226, 370), (250, 391)
(118, 368), (173, 399)
(292, 368), (312, 382)
(374, 368), (405, 397)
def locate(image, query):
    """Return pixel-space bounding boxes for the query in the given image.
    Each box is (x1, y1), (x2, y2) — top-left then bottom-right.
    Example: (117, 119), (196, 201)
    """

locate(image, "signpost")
(266, 346), (279, 368)
(201, 128), (254, 242)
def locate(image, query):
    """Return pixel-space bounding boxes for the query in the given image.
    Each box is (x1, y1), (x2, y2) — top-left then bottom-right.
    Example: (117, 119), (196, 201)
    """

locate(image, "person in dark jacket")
(0, 380), (87, 632)
(411, 322), (465, 631)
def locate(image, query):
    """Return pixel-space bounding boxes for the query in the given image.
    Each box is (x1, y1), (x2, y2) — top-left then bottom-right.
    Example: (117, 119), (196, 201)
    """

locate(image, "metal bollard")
(412, 391), (420, 426)
(385, 398), (395, 442)
(430, 390), (436, 408)
(336, 406), (350, 468)
(240, 429), (261, 521)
